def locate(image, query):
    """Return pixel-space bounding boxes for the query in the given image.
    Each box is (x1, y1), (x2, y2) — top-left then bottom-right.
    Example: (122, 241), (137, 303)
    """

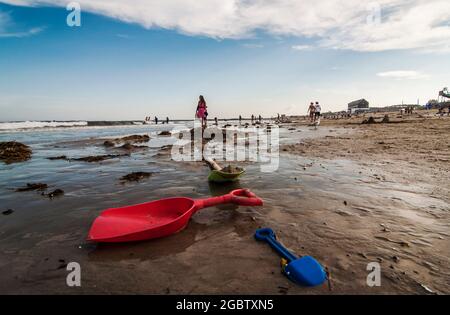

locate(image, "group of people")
(196, 95), (267, 128)
(144, 116), (170, 124)
(196, 96), (325, 127)
(404, 106), (414, 115)
(307, 102), (322, 122)
(250, 115), (263, 123)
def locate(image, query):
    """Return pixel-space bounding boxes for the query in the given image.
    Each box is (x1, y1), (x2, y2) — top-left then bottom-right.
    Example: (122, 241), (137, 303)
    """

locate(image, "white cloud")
(377, 70), (430, 80)
(1, 0), (450, 52)
(0, 10), (43, 37)
(292, 44), (313, 51)
(0, 26), (43, 37)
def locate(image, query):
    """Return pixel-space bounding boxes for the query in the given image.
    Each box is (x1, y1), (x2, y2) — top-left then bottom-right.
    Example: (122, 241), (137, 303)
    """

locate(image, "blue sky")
(0, 1), (449, 121)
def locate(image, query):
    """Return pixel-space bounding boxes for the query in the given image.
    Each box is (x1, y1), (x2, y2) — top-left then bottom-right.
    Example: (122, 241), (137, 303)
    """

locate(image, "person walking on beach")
(155, 116), (158, 124)
(166, 117), (169, 124)
(308, 102), (315, 122)
(314, 102), (322, 121)
(196, 95), (208, 128)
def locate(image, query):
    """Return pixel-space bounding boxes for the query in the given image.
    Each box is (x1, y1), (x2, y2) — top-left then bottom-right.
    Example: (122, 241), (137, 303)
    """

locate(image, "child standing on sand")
(196, 95), (207, 128)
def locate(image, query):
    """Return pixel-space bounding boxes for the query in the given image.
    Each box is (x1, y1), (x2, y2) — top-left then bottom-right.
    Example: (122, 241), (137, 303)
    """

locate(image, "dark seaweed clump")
(73, 154), (130, 162)
(42, 189), (64, 199)
(116, 135), (150, 143)
(16, 183), (48, 192)
(47, 153), (130, 162)
(47, 155), (67, 160)
(2, 209), (14, 215)
(120, 172), (152, 182)
(0, 141), (32, 164)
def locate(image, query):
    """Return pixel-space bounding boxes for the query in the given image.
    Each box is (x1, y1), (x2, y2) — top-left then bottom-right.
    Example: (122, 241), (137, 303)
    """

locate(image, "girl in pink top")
(196, 95), (207, 128)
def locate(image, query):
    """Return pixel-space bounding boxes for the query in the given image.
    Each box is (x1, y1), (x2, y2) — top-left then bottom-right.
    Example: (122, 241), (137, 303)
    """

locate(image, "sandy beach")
(3, 0), (450, 303)
(0, 111), (449, 295)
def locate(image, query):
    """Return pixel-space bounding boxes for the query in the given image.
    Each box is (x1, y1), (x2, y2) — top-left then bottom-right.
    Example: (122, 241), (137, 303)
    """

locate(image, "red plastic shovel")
(88, 189), (263, 243)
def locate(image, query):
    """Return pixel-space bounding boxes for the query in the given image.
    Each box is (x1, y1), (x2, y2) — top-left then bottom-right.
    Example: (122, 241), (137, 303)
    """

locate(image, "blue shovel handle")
(254, 228), (298, 263)
(255, 228), (327, 287)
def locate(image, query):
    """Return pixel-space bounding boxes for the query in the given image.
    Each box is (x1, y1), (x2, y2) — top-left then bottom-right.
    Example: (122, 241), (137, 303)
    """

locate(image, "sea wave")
(87, 121), (143, 127)
(0, 120), (151, 131)
(0, 121), (88, 131)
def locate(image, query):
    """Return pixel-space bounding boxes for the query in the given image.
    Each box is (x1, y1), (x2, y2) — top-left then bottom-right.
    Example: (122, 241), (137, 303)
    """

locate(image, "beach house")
(348, 99), (369, 114)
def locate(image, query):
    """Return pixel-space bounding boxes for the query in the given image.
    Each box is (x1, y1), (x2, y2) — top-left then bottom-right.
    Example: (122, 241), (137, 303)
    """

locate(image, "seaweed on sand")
(120, 172), (152, 182)
(119, 143), (148, 151)
(115, 135), (150, 143)
(42, 189), (64, 199)
(72, 154), (130, 162)
(47, 155), (67, 160)
(47, 153), (130, 162)
(0, 141), (32, 164)
(103, 140), (115, 147)
(16, 183), (48, 192)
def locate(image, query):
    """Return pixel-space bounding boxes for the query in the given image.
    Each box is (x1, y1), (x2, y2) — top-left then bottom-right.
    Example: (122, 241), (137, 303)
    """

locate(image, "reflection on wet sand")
(88, 221), (206, 262)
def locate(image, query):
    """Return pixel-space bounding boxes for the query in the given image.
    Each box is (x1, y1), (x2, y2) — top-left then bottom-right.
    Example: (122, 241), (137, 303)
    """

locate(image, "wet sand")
(0, 113), (449, 294)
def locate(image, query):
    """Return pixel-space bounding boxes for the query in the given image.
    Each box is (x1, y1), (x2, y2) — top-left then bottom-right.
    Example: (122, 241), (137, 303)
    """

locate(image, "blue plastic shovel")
(254, 228), (327, 287)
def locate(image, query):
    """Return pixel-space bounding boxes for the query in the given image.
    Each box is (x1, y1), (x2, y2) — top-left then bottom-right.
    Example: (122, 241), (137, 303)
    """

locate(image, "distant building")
(348, 99), (369, 114)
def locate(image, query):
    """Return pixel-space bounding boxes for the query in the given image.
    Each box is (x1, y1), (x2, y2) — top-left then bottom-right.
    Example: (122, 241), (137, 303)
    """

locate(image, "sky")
(0, 0), (449, 121)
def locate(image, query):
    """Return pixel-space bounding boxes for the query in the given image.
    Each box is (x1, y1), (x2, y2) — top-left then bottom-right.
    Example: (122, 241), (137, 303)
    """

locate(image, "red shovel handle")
(230, 189), (263, 206)
(195, 194), (233, 209)
(194, 189), (263, 211)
